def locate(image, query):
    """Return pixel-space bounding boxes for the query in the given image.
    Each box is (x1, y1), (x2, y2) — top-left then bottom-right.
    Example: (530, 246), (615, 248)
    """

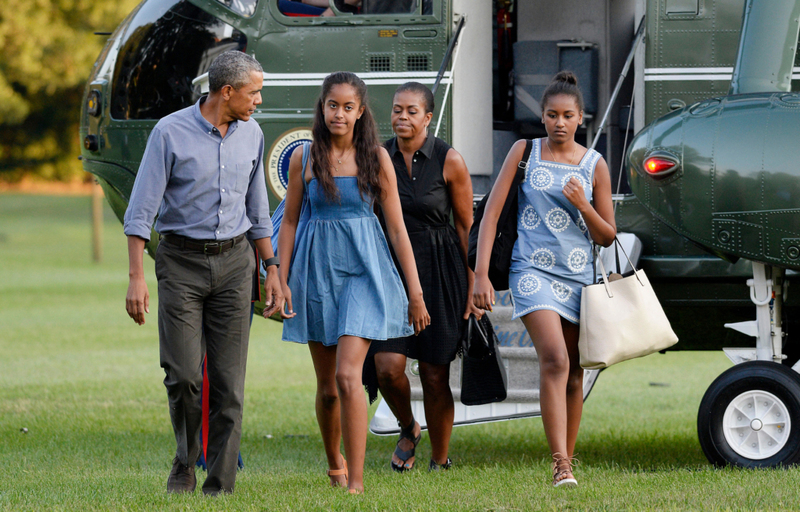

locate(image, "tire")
(697, 361), (800, 468)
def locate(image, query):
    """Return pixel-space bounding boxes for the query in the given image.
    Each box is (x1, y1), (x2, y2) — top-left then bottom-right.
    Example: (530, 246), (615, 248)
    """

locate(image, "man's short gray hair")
(208, 51), (263, 93)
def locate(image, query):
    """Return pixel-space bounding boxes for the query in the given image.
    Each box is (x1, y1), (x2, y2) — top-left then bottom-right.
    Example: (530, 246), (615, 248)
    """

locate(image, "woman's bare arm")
(443, 148), (483, 319)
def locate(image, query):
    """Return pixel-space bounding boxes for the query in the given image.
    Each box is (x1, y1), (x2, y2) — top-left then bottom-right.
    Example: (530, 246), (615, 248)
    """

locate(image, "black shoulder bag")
(467, 139), (533, 291)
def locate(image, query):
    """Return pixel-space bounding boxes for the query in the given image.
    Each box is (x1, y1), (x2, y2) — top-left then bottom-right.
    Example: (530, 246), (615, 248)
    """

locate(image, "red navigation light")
(643, 156), (678, 179)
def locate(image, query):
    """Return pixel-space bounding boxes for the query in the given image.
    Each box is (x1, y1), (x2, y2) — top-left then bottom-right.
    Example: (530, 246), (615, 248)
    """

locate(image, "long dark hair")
(311, 72), (382, 202)
(541, 70), (585, 112)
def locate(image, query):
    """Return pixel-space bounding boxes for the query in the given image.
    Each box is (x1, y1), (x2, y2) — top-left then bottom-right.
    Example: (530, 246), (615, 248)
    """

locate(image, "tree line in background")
(0, 0), (140, 182)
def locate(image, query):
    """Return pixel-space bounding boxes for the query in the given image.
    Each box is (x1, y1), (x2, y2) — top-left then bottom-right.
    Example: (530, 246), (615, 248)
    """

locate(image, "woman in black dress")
(366, 82), (481, 471)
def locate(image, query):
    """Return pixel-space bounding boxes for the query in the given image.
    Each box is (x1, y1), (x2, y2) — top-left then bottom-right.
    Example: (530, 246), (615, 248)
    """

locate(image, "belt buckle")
(203, 242), (221, 255)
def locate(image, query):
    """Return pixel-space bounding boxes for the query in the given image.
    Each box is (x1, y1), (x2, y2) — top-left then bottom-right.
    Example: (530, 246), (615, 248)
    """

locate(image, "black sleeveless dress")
(363, 134), (469, 401)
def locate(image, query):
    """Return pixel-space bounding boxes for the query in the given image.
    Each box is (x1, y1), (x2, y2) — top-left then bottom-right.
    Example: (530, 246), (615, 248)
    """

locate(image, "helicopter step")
(368, 233), (642, 435)
(699, 261), (800, 467)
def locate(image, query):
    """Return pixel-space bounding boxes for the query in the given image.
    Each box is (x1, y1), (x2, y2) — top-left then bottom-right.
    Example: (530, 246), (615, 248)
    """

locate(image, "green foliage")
(0, 0), (139, 180)
(3, 194), (800, 510)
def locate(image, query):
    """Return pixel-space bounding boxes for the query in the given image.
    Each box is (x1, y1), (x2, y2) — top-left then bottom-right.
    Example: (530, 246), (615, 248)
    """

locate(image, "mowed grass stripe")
(1, 193), (799, 511)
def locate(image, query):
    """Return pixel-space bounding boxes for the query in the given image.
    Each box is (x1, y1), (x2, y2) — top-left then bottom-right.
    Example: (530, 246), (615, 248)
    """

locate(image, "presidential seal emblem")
(267, 128), (313, 199)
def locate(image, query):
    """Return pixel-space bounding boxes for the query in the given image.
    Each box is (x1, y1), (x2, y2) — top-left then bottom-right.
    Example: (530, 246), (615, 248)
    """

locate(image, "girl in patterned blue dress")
(473, 72), (616, 488)
(276, 72), (430, 494)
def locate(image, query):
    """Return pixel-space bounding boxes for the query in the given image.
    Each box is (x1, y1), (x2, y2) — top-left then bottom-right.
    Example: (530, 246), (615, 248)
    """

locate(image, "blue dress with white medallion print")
(509, 138), (600, 324)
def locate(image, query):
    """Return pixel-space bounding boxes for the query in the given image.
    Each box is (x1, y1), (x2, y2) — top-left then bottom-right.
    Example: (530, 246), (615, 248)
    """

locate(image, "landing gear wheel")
(698, 361), (800, 468)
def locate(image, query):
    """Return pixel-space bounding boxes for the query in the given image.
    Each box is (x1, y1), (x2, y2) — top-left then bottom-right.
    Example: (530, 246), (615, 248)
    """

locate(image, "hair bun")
(553, 70), (578, 86)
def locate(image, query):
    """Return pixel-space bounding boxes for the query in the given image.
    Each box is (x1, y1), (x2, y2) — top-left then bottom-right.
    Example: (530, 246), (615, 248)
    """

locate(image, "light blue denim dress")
(282, 173), (413, 346)
(509, 138), (600, 324)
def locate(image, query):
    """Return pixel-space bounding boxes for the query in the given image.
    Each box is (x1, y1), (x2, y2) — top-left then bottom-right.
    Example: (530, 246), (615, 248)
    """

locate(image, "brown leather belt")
(162, 234), (246, 255)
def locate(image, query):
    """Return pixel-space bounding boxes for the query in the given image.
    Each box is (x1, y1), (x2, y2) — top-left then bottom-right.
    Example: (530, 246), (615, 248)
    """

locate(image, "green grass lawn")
(1, 193), (800, 511)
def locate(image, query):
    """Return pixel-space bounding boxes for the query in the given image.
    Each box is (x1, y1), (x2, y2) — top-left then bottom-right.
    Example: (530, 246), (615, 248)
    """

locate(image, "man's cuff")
(123, 223), (152, 242)
(247, 224), (273, 240)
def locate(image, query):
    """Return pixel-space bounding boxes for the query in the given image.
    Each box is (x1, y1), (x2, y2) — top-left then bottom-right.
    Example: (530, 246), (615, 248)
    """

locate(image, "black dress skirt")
(363, 134), (469, 402)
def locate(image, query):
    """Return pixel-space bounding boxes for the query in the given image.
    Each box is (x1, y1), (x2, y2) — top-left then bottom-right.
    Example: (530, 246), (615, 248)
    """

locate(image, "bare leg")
(374, 352), (421, 469)
(419, 361), (453, 465)
(562, 318), (583, 458)
(520, 310), (571, 458)
(308, 342), (347, 487)
(336, 335), (372, 493)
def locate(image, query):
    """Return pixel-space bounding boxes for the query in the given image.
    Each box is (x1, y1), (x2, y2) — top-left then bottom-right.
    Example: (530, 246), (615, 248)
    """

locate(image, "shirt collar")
(419, 131), (435, 159)
(388, 131), (435, 159)
(192, 96), (239, 136)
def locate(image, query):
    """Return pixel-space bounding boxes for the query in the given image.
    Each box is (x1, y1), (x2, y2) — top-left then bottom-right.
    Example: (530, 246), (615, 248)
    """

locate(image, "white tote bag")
(578, 239), (678, 369)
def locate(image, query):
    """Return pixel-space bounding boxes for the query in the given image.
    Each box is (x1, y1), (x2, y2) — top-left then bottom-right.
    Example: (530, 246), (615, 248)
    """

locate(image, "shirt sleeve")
(244, 131), (274, 240)
(123, 126), (170, 241)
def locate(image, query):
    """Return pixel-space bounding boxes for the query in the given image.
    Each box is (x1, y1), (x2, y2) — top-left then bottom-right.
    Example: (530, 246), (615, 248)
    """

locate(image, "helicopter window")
(277, 0), (432, 18)
(352, 0), (433, 15)
(361, 0), (417, 14)
(278, 0), (326, 16)
(110, 0), (246, 120)
(214, 0), (259, 17)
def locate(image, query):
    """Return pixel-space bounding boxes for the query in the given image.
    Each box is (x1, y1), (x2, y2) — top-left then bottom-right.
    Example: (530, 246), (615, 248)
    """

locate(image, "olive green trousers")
(155, 238), (255, 494)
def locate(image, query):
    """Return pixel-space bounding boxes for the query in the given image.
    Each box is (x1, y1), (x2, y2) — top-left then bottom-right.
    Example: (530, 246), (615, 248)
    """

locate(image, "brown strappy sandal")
(326, 456), (348, 488)
(551, 453), (577, 488)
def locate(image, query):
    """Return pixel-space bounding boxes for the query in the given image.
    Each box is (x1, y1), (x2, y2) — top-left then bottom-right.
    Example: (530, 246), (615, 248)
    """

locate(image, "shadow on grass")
(427, 422), (708, 473)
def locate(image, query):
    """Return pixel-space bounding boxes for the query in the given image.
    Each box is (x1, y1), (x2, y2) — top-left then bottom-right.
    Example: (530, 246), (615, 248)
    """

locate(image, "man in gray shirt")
(123, 51), (282, 495)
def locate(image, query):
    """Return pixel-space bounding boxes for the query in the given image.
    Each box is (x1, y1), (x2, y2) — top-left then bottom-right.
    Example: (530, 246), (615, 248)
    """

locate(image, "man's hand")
(126, 274), (150, 325)
(252, 237), (284, 318)
(126, 235), (149, 325)
(262, 266), (284, 318)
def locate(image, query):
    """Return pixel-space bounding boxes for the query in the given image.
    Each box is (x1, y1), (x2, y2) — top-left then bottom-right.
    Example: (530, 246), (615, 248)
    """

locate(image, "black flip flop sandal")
(391, 420), (421, 472)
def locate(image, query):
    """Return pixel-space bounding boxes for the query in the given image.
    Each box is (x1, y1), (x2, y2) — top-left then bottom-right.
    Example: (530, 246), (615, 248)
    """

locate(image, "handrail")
(432, 14), (466, 95)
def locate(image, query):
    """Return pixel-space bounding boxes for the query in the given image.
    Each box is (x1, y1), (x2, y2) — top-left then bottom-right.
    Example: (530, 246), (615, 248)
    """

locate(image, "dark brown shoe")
(167, 456), (197, 493)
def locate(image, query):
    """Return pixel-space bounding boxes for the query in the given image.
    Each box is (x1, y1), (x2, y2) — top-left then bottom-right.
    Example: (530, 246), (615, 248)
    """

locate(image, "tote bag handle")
(595, 237), (644, 298)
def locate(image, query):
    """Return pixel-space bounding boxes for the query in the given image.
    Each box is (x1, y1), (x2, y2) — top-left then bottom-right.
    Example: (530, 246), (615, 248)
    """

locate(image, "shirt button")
(221, 142), (224, 146)
(412, 177), (416, 180)
(221, 165), (225, 169)
(219, 210), (223, 214)
(216, 231), (220, 235)
(221, 188), (226, 193)
(413, 159), (417, 163)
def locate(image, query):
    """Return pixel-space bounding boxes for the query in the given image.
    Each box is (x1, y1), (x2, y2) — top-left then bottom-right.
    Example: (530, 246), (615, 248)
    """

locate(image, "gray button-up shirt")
(123, 97), (273, 242)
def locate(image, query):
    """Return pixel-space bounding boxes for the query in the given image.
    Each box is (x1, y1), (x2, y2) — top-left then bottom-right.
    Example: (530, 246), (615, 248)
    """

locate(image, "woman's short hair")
(394, 82), (435, 114)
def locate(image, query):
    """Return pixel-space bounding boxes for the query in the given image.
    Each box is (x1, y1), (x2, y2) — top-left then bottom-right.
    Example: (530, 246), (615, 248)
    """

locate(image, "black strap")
(497, 140), (532, 220)
(515, 139), (533, 186)
(262, 256), (280, 269)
